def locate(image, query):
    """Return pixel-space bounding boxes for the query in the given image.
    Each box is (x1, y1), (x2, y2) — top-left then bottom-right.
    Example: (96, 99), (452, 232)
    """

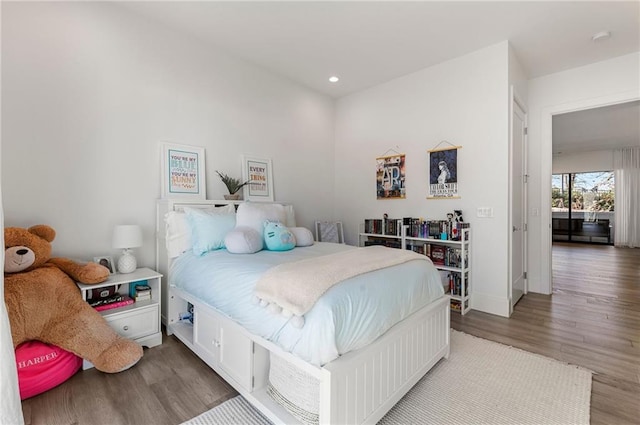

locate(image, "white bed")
(156, 199), (450, 425)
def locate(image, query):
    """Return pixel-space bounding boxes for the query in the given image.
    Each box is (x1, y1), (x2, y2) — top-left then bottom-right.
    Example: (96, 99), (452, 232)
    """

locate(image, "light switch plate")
(477, 207), (494, 218)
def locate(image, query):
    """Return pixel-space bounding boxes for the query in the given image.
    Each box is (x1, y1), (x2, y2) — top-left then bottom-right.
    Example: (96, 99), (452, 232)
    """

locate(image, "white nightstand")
(76, 267), (163, 369)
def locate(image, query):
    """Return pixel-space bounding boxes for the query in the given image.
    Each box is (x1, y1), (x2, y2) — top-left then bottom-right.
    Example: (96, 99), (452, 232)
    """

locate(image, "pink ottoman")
(15, 341), (82, 400)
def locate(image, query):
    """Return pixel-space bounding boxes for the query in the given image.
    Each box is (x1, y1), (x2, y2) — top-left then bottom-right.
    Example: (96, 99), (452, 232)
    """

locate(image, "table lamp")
(112, 225), (143, 274)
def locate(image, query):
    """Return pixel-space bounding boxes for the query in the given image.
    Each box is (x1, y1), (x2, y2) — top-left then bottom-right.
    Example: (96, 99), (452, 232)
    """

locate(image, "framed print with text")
(428, 146), (460, 199)
(376, 153), (406, 199)
(242, 155), (274, 202)
(160, 143), (206, 199)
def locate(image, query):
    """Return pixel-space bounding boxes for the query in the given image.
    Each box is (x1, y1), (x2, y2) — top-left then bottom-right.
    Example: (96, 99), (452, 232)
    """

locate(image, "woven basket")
(268, 353), (319, 425)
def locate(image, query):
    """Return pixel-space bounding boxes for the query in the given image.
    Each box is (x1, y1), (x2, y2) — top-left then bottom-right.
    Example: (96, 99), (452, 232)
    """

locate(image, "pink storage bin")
(15, 340), (82, 399)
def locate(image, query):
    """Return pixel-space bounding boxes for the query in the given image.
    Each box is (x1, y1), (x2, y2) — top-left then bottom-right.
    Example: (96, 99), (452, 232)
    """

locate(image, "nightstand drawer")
(105, 304), (159, 340)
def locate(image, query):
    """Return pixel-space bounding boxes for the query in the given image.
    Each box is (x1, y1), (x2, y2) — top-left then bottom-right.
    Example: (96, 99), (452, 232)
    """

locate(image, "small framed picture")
(242, 155), (274, 202)
(160, 142), (207, 199)
(94, 256), (116, 274)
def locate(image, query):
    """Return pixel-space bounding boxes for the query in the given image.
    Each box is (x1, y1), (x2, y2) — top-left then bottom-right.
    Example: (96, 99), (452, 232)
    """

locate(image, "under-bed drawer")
(194, 306), (253, 391)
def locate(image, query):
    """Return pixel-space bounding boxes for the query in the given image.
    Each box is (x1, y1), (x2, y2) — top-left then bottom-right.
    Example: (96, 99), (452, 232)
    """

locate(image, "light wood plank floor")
(21, 242), (639, 424)
(452, 242), (640, 425)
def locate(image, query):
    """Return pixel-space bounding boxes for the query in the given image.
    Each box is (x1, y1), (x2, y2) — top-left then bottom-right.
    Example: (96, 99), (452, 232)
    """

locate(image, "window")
(551, 171), (614, 244)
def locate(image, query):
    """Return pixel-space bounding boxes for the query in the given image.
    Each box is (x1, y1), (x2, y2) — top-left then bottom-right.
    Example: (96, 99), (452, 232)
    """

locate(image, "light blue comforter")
(170, 242), (444, 366)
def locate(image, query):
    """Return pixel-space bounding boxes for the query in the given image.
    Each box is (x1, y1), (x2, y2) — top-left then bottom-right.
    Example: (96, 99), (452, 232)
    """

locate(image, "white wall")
(1, 2), (336, 266)
(508, 44), (528, 102)
(527, 53), (640, 294)
(335, 42), (512, 316)
(552, 150), (613, 174)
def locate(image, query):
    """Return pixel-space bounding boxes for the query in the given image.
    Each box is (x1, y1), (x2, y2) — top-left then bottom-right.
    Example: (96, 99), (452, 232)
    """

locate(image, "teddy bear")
(4, 224), (143, 373)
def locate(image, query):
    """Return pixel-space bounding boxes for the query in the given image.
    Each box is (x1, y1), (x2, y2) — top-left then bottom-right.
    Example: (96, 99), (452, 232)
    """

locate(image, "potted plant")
(216, 171), (251, 200)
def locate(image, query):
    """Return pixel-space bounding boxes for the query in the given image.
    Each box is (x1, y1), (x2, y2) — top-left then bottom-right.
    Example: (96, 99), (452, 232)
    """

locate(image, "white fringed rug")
(182, 330), (592, 425)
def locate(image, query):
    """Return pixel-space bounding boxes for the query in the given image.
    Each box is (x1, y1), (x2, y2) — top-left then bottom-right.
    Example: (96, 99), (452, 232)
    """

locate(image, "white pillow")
(184, 206), (236, 255)
(225, 226), (263, 254)
(236, 203), (288, 238)
(290, 227), (314, 247)
(165, 211), (192, 258)
(164, 204), (235, 258)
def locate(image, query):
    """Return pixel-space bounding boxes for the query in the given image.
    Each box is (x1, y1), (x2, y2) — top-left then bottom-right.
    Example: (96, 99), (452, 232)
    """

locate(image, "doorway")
(542, 95), (640, 294)
(510, 92), (527, 313)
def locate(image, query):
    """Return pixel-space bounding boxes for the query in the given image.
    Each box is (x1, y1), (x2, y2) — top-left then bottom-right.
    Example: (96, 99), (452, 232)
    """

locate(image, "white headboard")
(155, 199), (241, 325)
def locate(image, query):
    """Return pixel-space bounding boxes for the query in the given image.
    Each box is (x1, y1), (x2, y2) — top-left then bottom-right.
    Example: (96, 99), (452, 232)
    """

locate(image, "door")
(511, 97), (527, 312)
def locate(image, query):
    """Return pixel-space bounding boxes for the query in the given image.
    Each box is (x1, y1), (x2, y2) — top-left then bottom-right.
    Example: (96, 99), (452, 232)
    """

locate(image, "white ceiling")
(120, 1), (640, 99)
(118, 1), (639, 154)
(553, 100), (640, 154)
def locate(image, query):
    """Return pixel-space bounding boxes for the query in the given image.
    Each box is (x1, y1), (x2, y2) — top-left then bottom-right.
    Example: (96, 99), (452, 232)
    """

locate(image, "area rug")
(182, 330), (592, 424)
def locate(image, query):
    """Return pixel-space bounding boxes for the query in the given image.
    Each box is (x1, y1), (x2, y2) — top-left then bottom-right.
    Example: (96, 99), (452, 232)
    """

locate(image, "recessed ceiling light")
(591, 31), (611, 42)
(329, 76), (339, 83)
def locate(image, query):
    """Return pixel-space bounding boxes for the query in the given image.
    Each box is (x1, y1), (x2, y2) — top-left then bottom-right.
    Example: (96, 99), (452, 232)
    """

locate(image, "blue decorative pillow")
(184, 207), (236, 255)
(264, 221), (296, 251)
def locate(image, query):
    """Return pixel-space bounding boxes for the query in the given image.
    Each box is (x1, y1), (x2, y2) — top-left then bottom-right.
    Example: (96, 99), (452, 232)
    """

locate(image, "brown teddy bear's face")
(4, 225), (56, 274)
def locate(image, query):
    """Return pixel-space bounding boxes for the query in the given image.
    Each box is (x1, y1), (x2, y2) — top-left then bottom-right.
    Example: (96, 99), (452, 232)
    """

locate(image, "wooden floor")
(20, 333), (238, 425)
(21, 242), (639, 424)
(452, 242), (640, 425)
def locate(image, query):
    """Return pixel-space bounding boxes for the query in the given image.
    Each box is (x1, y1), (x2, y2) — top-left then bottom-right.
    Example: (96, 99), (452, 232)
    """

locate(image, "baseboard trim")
(471, 292), (510, 317)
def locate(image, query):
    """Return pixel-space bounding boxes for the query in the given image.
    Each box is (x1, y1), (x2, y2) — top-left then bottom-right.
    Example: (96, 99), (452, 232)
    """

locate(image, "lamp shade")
(112, 225), (143, 249)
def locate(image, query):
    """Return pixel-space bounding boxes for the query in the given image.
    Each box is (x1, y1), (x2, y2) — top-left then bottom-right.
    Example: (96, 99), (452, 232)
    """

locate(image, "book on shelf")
(128, 280), (149, 297)
(135, 286), (151, 295)
(130, 283), (151, 302)
(364, 218), (403, 236)
(430, 245), (446, 265)
(94, 296), (134, 312)
(88, 293), (125, 308)
(89, 293), (134, 309)
(428, 220), (441, 238)
(384, 218), (402, 236)
(365, 217), (469, 240)
(134, 287), (151, 300)
(134, 294), (151, 302)
(447, 272), (469, 296)
(364, 219), (383, 234)
(364, 239), (386, 247)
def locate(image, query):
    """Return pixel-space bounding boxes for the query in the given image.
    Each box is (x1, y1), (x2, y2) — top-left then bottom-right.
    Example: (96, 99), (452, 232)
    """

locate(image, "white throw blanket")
(254, 245), (429, 328)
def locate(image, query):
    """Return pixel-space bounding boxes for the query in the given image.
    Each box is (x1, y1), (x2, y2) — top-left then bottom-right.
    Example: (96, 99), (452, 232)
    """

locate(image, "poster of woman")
(428, 146), (460, 198)
(376, 153), (406, 199)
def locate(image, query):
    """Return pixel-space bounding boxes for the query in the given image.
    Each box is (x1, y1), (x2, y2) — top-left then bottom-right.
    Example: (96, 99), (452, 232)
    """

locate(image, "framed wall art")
(242, 155), (274, 202)
(376, 153), (406, 199)
(160, 143), (206, 199)
(428, 144), (461, 199)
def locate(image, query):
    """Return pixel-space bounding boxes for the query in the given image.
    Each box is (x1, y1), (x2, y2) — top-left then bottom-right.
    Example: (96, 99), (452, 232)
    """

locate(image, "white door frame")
(509, 86), (528, 314)
(540, 90), (640, 294)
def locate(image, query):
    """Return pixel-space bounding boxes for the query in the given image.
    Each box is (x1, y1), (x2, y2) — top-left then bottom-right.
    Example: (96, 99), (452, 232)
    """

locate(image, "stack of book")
(131, 284), (151, 302)
(89, 293), (134, 312)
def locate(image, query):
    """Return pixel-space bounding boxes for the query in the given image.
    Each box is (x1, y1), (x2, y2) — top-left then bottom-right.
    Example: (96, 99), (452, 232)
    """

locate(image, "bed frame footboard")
(167, 285), (449, 425)
(319, 295), (450, 424)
